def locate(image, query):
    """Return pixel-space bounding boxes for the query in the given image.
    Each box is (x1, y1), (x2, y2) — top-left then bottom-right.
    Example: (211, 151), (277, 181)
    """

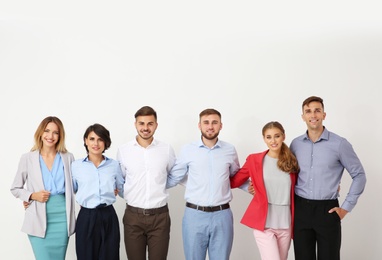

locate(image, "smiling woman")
(2, 1), (381, 259)
(230, 121), (299, 260)
(71, 123), (125, 260)
(10, 116), (76, 260)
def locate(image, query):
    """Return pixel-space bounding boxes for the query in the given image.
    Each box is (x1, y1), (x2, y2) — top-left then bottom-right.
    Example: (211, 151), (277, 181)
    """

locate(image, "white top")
(263, 155), (291, 229)
(117, 138), (176, 209)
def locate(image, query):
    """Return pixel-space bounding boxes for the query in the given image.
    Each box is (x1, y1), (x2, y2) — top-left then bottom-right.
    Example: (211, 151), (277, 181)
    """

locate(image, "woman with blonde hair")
(10, 116), (76, 260)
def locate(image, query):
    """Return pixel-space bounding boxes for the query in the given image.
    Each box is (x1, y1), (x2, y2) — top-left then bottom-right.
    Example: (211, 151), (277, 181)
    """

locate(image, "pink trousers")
(253, 227), (292, 260)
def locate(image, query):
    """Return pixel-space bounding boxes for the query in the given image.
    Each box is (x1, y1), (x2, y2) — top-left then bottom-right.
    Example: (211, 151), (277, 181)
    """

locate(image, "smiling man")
(290, 96), (367, 260)
(167, 108), (240, 260)
(117, 106), (176, 260)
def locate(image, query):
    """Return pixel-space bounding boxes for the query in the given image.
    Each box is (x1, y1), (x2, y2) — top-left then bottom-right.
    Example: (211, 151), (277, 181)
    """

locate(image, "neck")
(202, 136), (218, 148)
(88, 153), (104, 167)
(308, 127), (324, 142)
(40, 147), (57, 157)
(267, 150), (279, 159)
(136, 136), (153, 148)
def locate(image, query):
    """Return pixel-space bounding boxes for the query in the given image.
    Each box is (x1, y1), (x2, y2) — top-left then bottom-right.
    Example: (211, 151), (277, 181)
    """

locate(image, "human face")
(135, 115), (158, 141)
(302, 101), (326, 131)
(263, 127), (285, 155)
(85, 131), (105, 155)
(41, 122), (59, 149)
(198, 114), (222, 141)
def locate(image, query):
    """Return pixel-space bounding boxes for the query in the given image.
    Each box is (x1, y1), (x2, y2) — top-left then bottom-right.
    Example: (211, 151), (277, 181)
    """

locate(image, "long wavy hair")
(262, 121), (299, 173)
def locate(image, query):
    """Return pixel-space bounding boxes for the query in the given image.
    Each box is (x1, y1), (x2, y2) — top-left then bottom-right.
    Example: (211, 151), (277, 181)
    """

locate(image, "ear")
(220, 122), (223, 130)
(323, 112), (326, 120)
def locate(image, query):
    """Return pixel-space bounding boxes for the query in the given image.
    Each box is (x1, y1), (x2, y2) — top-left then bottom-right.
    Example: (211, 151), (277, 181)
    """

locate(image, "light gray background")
(1, 1), (380, 259)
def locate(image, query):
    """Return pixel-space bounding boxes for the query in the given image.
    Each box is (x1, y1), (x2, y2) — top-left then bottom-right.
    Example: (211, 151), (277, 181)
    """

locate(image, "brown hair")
(135, 106), (157, 120)
(302, 96), (324, 111)
(199, 108), (221, 120)
(262, 121), (299, 173)
(31, 116), (67, 153)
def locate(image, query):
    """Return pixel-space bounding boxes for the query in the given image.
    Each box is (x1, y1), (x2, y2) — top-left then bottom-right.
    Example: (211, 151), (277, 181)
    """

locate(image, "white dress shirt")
(117, 138), (176, 209)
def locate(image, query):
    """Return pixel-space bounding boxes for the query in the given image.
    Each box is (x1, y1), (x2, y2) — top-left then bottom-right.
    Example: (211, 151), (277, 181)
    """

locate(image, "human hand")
(248, 181), (255, 195)
(23, 201), (30, 209)
(31, 190), (51, 203)
(328, 207), (348, 220)
(114, 189), (119, 196)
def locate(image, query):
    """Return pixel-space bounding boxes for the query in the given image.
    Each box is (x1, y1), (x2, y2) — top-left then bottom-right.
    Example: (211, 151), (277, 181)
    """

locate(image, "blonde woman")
(11, 116), (76, 260)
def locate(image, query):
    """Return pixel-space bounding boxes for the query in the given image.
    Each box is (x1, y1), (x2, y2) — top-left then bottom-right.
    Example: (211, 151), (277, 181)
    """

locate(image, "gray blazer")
(10, 151), (76, 238)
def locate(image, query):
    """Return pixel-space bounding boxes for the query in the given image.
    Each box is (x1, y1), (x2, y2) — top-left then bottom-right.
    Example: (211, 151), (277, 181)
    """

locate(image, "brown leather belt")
(186, 202), (230, 212)
(126, 204), (168, 215)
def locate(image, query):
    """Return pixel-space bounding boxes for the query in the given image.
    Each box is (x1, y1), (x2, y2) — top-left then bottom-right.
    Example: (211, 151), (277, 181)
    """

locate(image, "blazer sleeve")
(230, 157), (251, 188)
(10, 153), (33, 202)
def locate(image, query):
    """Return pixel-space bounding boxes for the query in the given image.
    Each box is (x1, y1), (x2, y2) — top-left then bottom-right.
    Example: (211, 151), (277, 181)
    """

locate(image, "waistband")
(126, 204), (168, 215)
(186, 202), (230, 212)
(295, 194), (338, 205)
(81, 203), (111, 210)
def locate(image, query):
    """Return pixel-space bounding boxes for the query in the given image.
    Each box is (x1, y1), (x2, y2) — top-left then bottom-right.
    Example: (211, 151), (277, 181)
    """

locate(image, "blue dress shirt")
(167, 138), (240, 206)
(290, 127), (366, 212)
(72, 156), (125, 209)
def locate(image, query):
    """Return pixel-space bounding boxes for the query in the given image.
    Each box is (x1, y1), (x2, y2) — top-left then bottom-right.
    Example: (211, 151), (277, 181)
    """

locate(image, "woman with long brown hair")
(230, 121), (299, 260)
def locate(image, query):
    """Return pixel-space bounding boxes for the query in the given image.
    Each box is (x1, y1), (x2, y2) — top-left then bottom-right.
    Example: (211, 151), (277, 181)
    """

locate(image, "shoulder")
(246, 151), (267, 160)
(218, 140), (236, 149)
(72, 158), (85, 166)
(19, 151), (38, 162)
(326, 130), (346, 142)
(153, 139), (173, 148)
(60, 152), (75, 160)
(106, 157), (119, 165)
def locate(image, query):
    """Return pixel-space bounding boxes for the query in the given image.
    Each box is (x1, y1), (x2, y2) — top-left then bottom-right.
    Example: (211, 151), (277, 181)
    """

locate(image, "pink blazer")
(230, 150), (296, 236)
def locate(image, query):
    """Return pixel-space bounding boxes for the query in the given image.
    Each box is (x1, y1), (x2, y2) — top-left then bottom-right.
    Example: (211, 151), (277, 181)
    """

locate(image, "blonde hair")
(31, 116), (68, 153)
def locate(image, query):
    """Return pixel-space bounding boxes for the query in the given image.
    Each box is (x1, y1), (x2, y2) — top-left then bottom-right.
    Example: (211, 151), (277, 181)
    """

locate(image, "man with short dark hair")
(117, 106), (176, 260)
(291, 96), (366, 260)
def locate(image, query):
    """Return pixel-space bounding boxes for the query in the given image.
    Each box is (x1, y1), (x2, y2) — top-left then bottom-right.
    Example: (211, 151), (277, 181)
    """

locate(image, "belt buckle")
(143, 208), (149, 215)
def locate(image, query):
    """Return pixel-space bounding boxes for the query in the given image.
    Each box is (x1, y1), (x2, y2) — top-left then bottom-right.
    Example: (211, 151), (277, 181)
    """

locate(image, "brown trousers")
(123, 204), (171, 260)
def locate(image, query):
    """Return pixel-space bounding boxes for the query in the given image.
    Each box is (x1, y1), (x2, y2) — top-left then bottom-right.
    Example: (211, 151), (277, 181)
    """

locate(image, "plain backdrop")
(1, 1), (381, 259)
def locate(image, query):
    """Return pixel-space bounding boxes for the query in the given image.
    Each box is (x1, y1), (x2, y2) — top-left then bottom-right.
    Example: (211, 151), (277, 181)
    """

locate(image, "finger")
(328, 207), (338, 213)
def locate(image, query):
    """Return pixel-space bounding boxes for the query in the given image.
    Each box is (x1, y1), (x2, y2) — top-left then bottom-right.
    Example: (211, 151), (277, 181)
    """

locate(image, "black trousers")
(294, 195), (342, 260)
(76, 205), (120, 260)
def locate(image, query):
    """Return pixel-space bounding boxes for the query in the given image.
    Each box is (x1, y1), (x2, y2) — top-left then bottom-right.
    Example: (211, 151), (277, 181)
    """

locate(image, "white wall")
(1, 1), (381, 259)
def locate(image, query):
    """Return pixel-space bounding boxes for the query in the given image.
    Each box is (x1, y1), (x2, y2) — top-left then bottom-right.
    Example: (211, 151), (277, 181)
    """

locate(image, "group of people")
(10, 95), (366, 260)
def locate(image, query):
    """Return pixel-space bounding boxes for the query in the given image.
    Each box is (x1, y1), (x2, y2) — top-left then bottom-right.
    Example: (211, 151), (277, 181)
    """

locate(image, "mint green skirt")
(28, 195), (69, 260)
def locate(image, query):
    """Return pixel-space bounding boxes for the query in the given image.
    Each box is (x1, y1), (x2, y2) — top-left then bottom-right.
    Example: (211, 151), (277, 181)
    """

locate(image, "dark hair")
(83, 123), (111, 153)
(32, 116), (67, 153)
(199, 108), (221, 120)
(134, 106), (157, 120)
(262, 121), (299, 173)
(302, 96), (324, 111)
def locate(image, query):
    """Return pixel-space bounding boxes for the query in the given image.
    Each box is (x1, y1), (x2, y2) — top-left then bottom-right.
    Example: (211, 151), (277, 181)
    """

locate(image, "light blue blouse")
(39, 153), (65, 195)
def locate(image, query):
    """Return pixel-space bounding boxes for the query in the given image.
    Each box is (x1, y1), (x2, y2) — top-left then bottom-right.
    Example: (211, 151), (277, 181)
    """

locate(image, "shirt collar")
(303, 127), (329, 142)
(133, 137), (158, 148)
(82, 155), (109, 162)
(197, 136), (221, 149)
